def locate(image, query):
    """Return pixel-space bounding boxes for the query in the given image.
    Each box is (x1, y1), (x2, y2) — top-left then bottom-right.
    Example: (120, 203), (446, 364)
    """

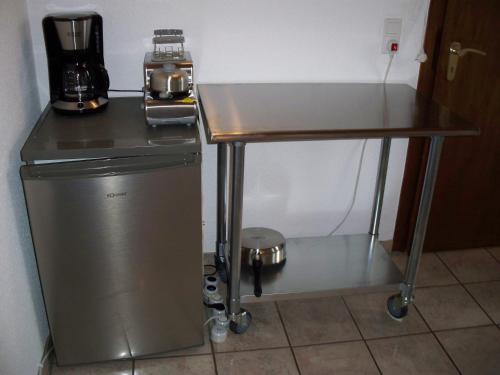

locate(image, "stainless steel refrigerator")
(21, 97), (203, 365)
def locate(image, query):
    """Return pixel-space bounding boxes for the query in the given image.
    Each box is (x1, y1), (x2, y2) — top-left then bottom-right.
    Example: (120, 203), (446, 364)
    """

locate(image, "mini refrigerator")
(20, 97), (204, 365)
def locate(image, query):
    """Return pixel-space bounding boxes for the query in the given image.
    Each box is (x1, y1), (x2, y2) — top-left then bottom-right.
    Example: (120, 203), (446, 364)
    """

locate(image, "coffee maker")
(43, 12), (109, 114)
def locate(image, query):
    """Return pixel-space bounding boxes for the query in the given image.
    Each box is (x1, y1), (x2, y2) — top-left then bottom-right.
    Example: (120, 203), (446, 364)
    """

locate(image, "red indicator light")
(391, 43), (399, 52)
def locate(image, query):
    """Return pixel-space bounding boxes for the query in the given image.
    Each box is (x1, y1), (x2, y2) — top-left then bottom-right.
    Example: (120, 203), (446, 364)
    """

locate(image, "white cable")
(384, 53), (395, 83)
(328, 139), (368, 236)
(416, 0), (430, 63)
(327, 53), (394, 236)
(203, 315), (220, 326)
(37, 347), (53, 375)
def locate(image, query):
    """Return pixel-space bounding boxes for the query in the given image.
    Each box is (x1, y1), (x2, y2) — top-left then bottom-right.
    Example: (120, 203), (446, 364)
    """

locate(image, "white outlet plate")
(382, 18), (402, 54)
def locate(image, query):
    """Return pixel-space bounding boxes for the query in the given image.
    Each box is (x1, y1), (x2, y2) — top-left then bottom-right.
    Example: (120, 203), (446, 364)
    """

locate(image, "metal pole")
(369, 137), (391, 236)
(216, 143), (228, 267)
(401, 136), (444, 305)
(227, 142), (246, 317)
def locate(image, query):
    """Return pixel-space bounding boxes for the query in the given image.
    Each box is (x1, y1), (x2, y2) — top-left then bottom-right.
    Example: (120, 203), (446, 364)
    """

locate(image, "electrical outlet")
(382, 18), (402, 54)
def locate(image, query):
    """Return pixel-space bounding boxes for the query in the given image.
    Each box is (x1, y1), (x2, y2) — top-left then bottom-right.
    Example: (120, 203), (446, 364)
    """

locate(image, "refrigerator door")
(21, 154), (203, 365)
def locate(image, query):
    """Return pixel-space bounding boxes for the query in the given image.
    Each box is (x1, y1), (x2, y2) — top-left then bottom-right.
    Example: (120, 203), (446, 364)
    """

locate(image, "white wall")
(0, 1), (49, 375)
(27, 0), (429, 251)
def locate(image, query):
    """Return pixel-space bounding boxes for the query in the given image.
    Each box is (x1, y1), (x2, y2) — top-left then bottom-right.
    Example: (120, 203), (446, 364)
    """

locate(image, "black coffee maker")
(43, 12), (109, 114)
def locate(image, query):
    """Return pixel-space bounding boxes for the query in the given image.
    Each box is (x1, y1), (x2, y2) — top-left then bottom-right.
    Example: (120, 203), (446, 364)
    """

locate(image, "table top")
(197, 83), (478, 143)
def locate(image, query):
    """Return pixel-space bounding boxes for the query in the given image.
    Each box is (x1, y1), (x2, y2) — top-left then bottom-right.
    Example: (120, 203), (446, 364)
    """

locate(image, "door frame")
(392, 0), (449, 252)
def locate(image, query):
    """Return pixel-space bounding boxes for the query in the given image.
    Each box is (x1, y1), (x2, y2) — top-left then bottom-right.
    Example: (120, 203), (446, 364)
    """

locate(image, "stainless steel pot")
(150, 63), (190, 99)
(241, 227), (286, 297)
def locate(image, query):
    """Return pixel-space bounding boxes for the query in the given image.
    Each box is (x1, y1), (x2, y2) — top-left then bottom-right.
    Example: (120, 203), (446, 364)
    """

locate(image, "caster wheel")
(229, 308), (252, 334)
(214, 255), (228, 284)
(386, 294), (408, 322)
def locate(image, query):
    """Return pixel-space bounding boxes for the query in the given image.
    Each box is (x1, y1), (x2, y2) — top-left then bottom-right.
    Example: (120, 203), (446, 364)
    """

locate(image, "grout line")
(461, 284), (497, 325)
(435, 248), (500, 283)
(413, 253), (497, 373)
(435, 251), (461, 280)
(431, 323), (497, 334)
(485, 247), (500, 264)
(291, 337), (367, 349)
(211, 345), (291, 355)
(340, 296), (364, 339)
(431, 330), (462, 374)
(435, 252), (497, 326)
(138, 351), (214, 360)
(363, 330), (436, 342)
(411, 303), (440, 332)
(274, 301), (303, 375)
(341, 294), (429, 340)
(361, 341), (382, 375)
(462, 279), (500, 286)
(412, 303), (463, 374)
(411, 282), (460, 290)
(391, 251), (462, 289)
(340, 296), (382, 375)
(432, 251), (461, 284)
(210, 329), (486, 352)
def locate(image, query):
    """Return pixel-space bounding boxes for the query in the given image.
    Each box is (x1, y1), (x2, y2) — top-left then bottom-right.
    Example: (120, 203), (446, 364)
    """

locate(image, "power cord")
(416, 0), (430, 63)
(384, 53), (395, 83)
(37, 346), (53, 375)
(328, 139), (368, 236)
(203, 315), (220, 326)
(328, 53), (395, 236)
(108, 89), (144, 93)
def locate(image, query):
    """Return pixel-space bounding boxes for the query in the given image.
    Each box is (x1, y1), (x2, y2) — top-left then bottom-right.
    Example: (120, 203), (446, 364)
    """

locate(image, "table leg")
(369, 137), (392, 236)
(387, 136), (444, 320)
(227, 141), (252, 333)
(215, 143), (228, 282)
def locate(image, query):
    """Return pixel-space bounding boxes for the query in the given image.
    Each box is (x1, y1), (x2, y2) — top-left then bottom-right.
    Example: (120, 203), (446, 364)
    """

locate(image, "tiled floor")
(47, 247), (500, 374)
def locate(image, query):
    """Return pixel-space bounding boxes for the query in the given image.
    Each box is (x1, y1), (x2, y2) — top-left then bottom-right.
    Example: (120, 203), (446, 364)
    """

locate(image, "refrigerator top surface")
(21, 97), (200, 162)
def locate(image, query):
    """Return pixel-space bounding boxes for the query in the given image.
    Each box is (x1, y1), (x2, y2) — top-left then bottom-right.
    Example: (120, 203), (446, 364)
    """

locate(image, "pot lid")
(241, 227), (285, 251)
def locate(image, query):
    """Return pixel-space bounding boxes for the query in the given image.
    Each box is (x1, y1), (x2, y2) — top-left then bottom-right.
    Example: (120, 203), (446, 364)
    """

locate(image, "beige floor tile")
(135, 355), (215, 375)
(437, 248), (500, 283)
(381, 240), (393, 252)
(391, 252), (458, 287)
(212, 302), (288, 352)
(436, 326), (500, 375)
(465, 281), (500, 324)
(51, 360), (132, 375)
(487, 246), (500, 262)
(343, 292), (428, 339)
(215, 348), (299, 375)
(293, 341), (379, 375)
(367, 334), (458, 375)
(277, 296), (361, 346)
(414, 285), (491, 330)
(139, 327), (211, 358)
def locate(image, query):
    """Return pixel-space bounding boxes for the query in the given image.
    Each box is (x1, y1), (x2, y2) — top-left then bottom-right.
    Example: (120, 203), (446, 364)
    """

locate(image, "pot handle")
(252, 256), (263, 298)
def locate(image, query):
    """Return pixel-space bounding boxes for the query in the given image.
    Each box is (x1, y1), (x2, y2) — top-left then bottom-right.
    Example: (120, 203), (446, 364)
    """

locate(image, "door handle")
(447, 41), (487, 81)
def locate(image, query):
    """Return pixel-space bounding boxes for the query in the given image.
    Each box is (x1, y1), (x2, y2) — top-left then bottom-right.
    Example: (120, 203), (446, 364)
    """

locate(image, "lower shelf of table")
(240, 234), (403, 303)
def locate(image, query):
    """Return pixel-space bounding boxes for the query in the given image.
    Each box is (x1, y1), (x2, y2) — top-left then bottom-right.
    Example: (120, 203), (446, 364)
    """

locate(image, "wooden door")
(394, 0), (500, 252)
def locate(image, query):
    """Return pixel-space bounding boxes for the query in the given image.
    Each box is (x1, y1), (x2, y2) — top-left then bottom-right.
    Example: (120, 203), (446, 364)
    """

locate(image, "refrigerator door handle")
(21, 154), (200, 180)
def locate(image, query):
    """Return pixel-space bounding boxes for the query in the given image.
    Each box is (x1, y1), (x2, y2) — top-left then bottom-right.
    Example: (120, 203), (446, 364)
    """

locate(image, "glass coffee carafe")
(62, 63), (95, 102)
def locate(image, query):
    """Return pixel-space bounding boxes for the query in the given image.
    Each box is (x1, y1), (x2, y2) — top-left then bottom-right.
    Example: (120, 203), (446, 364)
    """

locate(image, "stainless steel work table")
(197, 83), (478, 333)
